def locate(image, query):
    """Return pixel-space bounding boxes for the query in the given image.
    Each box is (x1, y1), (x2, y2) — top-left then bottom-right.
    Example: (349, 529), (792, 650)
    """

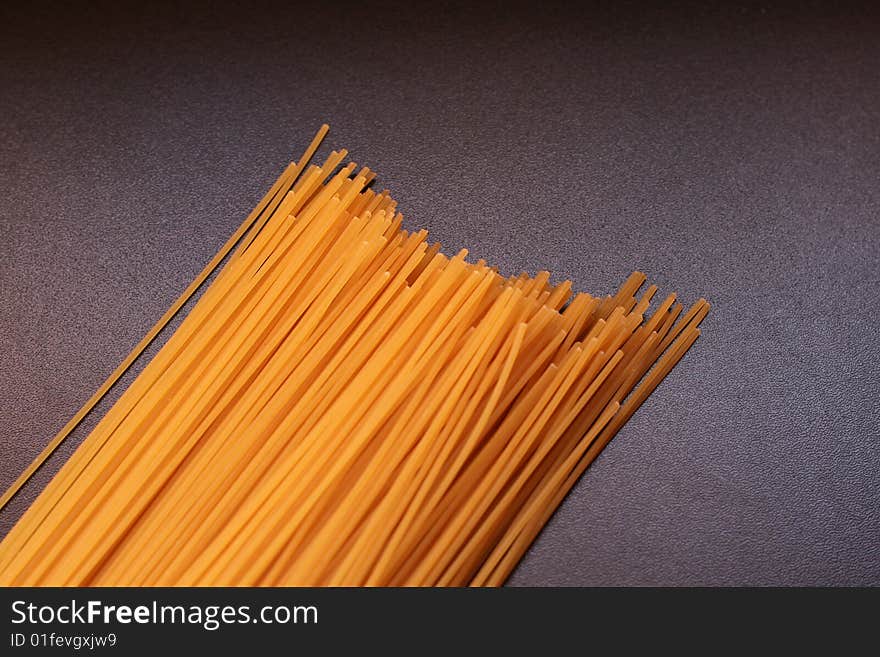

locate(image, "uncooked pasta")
(0, 125), (708, 586)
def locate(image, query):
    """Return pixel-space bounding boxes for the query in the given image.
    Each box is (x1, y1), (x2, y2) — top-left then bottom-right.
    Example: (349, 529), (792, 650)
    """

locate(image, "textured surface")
(1, 1), (878, 586)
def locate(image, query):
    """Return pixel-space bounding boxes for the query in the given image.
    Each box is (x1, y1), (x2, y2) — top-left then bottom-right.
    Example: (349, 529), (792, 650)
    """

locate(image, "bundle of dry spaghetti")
(0, 126), (708, 586)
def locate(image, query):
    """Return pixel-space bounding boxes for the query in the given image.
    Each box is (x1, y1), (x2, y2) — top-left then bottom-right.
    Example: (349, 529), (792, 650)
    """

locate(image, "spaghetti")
(0, 126), (708, 586)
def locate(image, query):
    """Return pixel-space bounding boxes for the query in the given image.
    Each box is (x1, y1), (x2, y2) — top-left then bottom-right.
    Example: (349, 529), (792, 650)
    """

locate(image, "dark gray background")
(1, 0), (878, 585)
